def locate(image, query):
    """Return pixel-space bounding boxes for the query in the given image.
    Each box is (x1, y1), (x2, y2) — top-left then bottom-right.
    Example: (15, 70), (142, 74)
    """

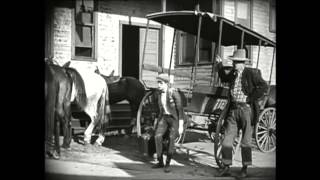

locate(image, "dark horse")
(95, 69), (146, 132)
(45, 61), (77, 159)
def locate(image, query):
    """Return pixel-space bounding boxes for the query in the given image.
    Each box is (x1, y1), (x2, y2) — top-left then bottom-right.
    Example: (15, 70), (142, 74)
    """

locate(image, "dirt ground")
(45, 129), (276, 180)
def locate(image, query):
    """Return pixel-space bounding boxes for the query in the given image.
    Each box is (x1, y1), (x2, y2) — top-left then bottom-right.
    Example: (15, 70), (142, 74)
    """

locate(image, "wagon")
(136, 10), (276, 165)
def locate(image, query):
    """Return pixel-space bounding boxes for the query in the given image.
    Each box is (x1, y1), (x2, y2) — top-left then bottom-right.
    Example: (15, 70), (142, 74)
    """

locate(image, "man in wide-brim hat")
(217, 49), (268, 178)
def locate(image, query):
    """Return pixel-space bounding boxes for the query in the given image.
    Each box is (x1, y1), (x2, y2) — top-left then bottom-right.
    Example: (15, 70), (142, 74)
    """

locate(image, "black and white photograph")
(45, 0), (276, 179)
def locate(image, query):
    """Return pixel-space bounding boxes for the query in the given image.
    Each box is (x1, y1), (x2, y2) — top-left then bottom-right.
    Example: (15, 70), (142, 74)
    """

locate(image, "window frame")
(234, 0), (253, 65)
(176, 31), (214, 67)
(269, 0), (276, 33)
(71, 1), (97, 62)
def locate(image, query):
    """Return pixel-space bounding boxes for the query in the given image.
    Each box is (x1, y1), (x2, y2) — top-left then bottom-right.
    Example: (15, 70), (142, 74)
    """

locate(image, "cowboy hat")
(222, 58), (233, 67)
(156, 73), (170, 83)
(228, 49), (250, 62)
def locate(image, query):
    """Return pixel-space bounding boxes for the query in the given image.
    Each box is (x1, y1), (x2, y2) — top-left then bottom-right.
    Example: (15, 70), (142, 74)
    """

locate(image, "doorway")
(122, 24), (140, 79)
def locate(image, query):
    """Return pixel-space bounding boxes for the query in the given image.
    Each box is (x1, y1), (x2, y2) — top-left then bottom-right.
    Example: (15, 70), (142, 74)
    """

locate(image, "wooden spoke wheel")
(255, 107), (276, 153)
(214, 118), (242, 168)
(136, 90), (159, 137)
(136, 90), (186, 144)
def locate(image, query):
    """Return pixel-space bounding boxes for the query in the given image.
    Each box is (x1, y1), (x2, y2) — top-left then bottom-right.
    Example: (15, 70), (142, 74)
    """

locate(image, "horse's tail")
(104, 84), (112, 127)
(65, 68), (87, 109)
(96, 83), (111, 132)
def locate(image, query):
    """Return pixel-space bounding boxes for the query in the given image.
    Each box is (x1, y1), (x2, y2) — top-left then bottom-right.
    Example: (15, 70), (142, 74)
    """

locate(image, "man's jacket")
(218, 67), (268, 125)
(156, 88), (186, 123)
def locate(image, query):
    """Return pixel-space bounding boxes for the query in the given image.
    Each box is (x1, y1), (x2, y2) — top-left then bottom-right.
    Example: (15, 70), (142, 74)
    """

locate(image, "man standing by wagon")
(151, 73), (185, 173)
(217, 49), (268, 177)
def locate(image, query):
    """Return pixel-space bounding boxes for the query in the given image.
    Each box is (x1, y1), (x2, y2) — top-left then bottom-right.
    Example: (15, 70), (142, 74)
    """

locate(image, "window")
(177, 32), (215, 65)
(269, 0), (276, 32)
(234, 0), (252, 63)
(72, 0), (96, 61)
(235, 0), (251, 28)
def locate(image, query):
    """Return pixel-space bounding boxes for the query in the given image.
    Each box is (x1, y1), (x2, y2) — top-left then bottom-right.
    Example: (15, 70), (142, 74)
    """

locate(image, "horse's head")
(95, 66), (101, 74)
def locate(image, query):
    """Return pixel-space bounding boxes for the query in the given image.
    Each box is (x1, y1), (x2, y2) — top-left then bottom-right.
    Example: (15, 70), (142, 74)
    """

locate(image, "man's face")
(157, 80), (168, 92)
(233, 61), (245, 71)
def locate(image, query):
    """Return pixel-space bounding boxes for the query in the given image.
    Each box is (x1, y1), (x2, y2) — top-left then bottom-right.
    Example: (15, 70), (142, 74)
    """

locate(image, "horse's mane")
(65, 67), (87, 109)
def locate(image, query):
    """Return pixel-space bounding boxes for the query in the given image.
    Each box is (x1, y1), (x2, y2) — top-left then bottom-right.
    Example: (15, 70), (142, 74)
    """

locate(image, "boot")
(239, 165), (248, 178)
(217, 165), (230, 177)
(164, 154), (172, 173)
(152, 155), (164, 168)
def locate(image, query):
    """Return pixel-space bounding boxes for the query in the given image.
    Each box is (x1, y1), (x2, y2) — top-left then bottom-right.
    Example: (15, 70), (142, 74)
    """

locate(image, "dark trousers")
(221, 103), (253, 166)
(154, 115), (178, 157)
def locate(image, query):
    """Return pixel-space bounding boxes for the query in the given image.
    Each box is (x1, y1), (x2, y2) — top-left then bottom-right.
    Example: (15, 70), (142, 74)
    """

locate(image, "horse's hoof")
(83, 141), (91, 146)
(45, 151), (53, 158)
(52, 151), (60, 160)
(62, 144), (71, 150)
(93, 142), (102, 147)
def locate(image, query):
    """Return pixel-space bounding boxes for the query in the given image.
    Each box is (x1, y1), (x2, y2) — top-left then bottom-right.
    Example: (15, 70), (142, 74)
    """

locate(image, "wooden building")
(45, 0), (276, 90)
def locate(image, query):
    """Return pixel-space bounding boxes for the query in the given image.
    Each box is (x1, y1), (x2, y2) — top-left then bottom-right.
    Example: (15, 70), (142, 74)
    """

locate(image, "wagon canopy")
(146, 11), (275, 47)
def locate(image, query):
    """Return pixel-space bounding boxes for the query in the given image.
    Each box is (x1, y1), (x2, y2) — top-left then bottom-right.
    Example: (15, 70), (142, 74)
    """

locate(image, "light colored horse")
(66, 67), (111, 146)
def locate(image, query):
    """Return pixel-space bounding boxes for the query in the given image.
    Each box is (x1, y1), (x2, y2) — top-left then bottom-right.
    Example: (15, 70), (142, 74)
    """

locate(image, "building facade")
(45, 0), (276, 89)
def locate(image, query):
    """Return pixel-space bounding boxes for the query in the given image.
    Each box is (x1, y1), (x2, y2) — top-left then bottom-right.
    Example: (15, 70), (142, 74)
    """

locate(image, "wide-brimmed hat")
(222, 58), (233, 67)
(156, 73), (170, 83)
(228, 49), (250, 62)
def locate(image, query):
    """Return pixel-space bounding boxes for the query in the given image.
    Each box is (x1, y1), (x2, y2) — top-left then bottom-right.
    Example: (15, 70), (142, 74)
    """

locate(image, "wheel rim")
(255, 107), (276, 152)
(136, 91), (159, 137)
(214, 118), (225, 168)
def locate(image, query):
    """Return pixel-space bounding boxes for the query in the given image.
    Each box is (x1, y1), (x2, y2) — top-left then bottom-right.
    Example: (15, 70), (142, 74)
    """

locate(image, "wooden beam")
(142, 64), (212, 81)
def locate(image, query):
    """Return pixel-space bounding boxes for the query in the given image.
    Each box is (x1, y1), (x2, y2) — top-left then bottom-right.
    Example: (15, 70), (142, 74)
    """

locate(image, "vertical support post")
(210, 19), (223, 86)
(161, 0), (166, 12)
(256, 40), (261, 69)
(268, 48), (276, 88)
(161, 0), (166, 73)
(193, 15), (202, 86)
(168, 29), (176, 76)
(140, 20), (150, 80)
(217, 19), (223, 57)
(240, 30), (244, 49)
(188, 14), (202, 104)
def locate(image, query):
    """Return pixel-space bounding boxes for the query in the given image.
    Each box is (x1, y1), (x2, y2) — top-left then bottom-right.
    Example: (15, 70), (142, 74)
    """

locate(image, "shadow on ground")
(46, 129), (275, 180)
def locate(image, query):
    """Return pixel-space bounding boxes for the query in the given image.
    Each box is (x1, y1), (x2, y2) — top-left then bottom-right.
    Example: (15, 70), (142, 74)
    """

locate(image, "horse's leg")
(84, 110), (96, 145)
(62, 101), (72, 149)
(45, 81), (56, 157)
(53, 115), (61, 159)
(84, 121), (95, 145)
(126, 101), (139, 135)
(95, 130), (105, 146)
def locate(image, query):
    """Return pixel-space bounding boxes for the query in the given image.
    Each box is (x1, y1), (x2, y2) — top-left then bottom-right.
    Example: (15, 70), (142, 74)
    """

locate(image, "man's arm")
(218, 68), (235, 83)
(251, 69), (268, 101)
(172, 90), (185, 135)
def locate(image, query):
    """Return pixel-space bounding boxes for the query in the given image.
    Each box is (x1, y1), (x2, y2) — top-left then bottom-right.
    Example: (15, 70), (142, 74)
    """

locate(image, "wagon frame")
(136, 10), (276, 166)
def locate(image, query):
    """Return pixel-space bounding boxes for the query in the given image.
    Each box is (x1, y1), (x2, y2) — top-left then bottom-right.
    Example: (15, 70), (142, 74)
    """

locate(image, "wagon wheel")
(136, 90), (186, 144)
(136, 90), (159, 137)
(214, 117), (242, 168)
(255, 107), (276, 153)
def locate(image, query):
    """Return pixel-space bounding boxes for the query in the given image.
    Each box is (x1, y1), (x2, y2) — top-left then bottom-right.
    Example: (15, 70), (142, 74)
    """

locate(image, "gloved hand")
(178, 119), (184, 135)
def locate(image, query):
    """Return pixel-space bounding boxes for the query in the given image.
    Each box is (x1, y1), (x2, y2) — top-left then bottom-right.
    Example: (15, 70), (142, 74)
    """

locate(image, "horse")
(95, 68), (146, 133)
(65, 67), (112, 146)
(45, 60), (112, 158)
(45, 61), (74, 159)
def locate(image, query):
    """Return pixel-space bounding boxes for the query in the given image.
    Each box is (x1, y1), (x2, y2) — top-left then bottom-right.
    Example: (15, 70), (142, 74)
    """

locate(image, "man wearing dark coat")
(217, 49), (268, 177)
(151, 73), (185, 173)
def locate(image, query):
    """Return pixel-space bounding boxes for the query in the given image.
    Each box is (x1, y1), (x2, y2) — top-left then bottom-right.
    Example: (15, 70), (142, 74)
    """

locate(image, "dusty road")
(45, 129), (275, 179)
